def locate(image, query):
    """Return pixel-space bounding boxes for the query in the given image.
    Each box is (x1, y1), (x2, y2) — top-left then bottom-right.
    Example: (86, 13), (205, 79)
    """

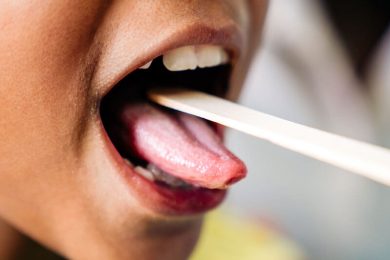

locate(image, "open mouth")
(100, 45), (246, 216)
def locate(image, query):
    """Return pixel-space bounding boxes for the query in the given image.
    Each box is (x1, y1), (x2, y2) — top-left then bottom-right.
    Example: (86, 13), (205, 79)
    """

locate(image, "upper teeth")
(164, 45), (229, 71)
(139, 45), (229, 71)
(195, 45), (229, 69)
(139, 60), (152, 69)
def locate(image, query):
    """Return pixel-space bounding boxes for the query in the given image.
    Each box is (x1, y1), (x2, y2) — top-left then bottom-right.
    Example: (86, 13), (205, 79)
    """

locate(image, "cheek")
(0, 0), (106, 234)
(0, 1), (105, 172)
(249, 0), (269, 38)
(227, 0), (268, 100)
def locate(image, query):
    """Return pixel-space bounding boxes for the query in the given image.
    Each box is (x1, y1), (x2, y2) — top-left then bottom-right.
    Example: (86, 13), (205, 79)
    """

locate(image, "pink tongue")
(121, 103), (246, 189)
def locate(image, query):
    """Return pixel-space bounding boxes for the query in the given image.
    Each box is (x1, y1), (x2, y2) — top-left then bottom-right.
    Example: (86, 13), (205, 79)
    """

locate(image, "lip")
(96, 23), (244, 98)
(95, 22), (244, 216)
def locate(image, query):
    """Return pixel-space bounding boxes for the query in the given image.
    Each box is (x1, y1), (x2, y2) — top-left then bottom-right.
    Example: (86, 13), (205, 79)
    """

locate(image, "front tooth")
(219, 49), (229, 64)
(196, 45), (228, 68)
(163, 46), (197, 71)
(134, 166), (155, 181)
(124, 158), (133, 167)
(139, 60), (152, 69)
(163, 45), (229, 71)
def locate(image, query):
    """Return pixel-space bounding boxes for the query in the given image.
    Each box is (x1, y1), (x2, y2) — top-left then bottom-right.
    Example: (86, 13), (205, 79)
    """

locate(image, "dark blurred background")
(321, 0), (390, 76)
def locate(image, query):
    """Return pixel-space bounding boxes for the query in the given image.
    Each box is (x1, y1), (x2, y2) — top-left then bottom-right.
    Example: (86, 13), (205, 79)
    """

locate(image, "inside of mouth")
(100, 57), (232, 190)
(102, 56), (230, 102)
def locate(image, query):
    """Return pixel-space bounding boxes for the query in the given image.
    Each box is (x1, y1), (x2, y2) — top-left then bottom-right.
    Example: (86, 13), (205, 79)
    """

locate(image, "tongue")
(120, 103), (246, 189)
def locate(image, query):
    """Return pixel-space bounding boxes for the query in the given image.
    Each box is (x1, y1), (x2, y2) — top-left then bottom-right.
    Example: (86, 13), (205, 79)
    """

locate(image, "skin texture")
(0, 1), (267, 259)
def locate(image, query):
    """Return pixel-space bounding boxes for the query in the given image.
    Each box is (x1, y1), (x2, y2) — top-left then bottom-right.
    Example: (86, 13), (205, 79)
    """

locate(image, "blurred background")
(194, 0), (390, 259)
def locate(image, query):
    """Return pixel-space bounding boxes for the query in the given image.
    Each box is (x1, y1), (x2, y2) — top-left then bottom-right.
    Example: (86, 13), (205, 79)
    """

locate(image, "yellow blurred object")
(190, 211), (304, 260)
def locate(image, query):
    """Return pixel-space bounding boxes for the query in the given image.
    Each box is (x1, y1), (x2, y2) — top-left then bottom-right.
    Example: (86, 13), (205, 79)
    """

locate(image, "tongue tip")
(201, 160), (247, 189)
(222, 161), (247, 186)
(221, 176), (244, 189)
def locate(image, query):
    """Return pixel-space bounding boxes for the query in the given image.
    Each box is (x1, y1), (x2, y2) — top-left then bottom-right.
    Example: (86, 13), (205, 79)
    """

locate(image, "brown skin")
(0, 1), (267, 259)
(0, 219), (21, 259)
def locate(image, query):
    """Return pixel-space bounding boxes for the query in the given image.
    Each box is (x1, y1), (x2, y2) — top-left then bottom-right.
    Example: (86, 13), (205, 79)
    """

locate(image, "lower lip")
(99, 120), (227, 216)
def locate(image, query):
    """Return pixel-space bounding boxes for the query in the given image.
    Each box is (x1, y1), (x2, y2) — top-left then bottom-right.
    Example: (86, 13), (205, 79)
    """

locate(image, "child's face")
(0, 1), (267, 259)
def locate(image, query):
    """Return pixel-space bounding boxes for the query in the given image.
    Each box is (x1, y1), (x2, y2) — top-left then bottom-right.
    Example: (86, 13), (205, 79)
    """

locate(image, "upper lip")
(95, 22), (244, 99)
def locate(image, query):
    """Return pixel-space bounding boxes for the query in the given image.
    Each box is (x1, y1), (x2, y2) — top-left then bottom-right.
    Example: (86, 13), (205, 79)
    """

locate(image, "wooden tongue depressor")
(148, 88), (390, 187)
